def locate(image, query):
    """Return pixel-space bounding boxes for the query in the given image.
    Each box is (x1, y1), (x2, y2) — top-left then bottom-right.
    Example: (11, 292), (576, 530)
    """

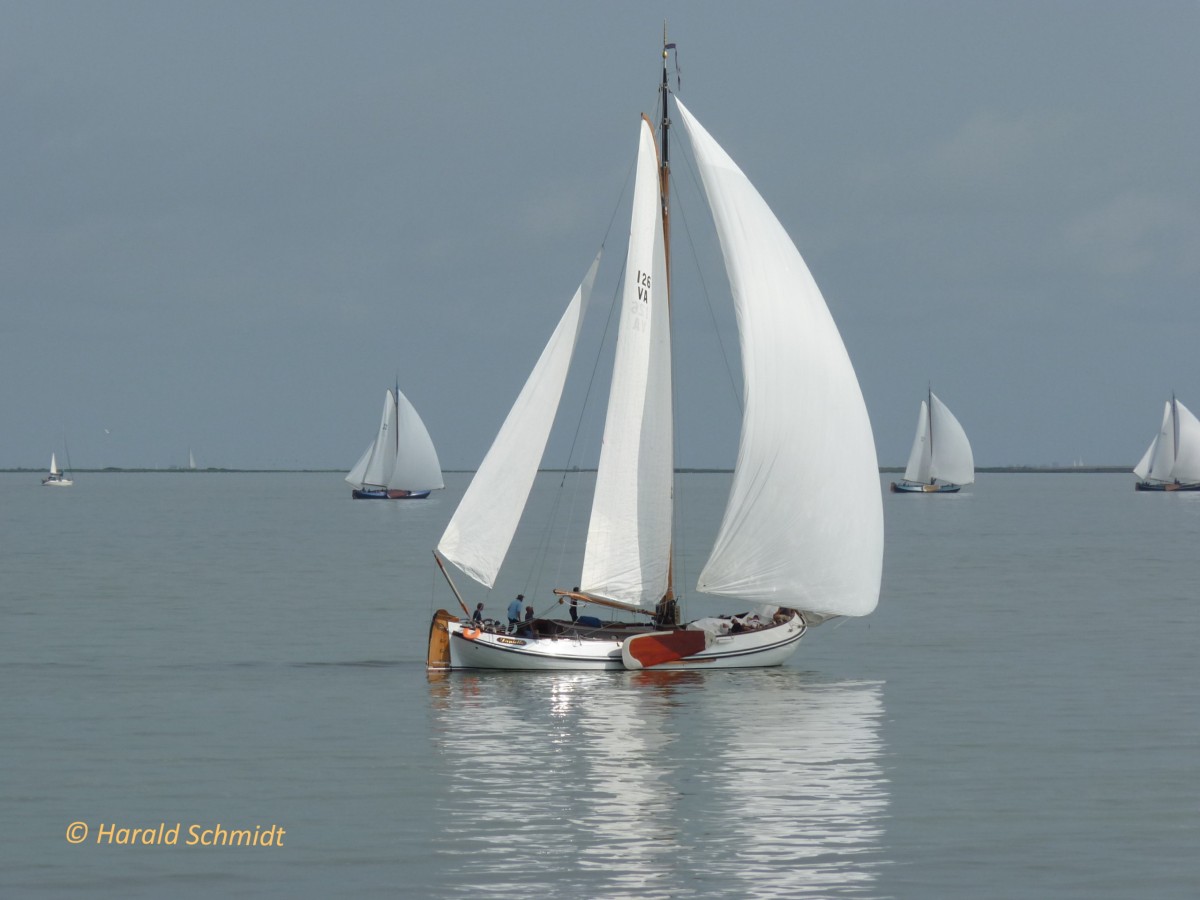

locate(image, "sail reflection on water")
(701, 675), (889, 897)
(426, 671), (888, 898)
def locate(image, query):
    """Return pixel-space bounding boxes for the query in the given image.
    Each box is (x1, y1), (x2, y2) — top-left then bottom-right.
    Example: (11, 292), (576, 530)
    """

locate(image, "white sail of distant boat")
(346, 386), (443, 499)
(189, 449), (197, 470)
(42, 451), (74, 487)
(891, 389), (974, 493)
(425, 33), (883, 671)
(1133, 394), (1200, 491)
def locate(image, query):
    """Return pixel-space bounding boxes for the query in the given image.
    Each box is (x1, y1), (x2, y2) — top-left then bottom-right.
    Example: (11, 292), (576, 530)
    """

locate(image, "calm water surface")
(2, 472), (1196, 897)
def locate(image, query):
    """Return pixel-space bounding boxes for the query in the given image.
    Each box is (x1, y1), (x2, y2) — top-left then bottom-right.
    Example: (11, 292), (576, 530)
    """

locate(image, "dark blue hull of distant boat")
(1134, 481), (1200, 492)
(890, 481), (961, 494)
(351, 488), (432, 500)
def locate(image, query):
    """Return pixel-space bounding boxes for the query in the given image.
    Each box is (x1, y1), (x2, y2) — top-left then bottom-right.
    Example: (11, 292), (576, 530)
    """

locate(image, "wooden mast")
(659, 24), (679, 621)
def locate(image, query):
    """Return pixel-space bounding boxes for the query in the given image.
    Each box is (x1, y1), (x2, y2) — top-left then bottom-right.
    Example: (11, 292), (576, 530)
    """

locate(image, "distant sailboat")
(425, 33), (883, 671)
(346, 386), (443, 499)
(1133, 394), (1200, 491)
(42, 451), (74, 487)
(189, 449), (197, 470)
(891, 389), (974, 493)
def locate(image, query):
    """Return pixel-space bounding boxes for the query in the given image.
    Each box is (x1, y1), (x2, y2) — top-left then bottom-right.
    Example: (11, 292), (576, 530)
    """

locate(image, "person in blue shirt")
(507, 594), (524, 628)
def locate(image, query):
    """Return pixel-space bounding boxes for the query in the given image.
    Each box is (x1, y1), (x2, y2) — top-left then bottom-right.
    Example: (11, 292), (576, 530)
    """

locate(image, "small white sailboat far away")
(347, 385), (443, 499)
(890, 388), (974, 494)
(42, 451), (74, 487)
(1133, 393), (1200, 491)
(426, 34), (884, 671)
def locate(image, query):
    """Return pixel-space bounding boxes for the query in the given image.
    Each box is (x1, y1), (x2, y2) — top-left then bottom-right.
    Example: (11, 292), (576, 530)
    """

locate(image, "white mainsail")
(437, 256), (600, 588)
(1170, 399), (1200, 483)
(49, 453), (60, 476)
(579, 118), (674, 608)
(676, 99), (883, 619)
(391, 389), (444, 492)
(928, 392), (974, 486)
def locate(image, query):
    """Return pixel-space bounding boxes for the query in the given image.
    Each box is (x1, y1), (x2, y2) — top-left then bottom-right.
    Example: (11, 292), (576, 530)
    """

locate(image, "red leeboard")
(623, 630), (708, 669)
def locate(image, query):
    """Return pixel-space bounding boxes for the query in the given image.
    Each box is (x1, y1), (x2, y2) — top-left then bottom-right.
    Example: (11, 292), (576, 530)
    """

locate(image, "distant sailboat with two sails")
(1133, 394), (1200, 491)
(346, 386), (443, 499)
(890, 388), (974, 493)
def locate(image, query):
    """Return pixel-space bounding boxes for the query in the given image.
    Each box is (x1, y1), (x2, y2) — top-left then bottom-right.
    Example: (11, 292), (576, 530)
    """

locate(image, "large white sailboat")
(426, 36), (883, 670)
(346, 386), (443, 499)
(1133, 394), (1200, 491)
(890, 388), (974, 494)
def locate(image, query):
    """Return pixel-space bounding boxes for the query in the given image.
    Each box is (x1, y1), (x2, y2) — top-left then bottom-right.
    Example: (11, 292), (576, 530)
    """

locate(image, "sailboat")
(890, 388), (974, 493)
(1133, 394), (1200, 491)
(425, 35), (883, 671)
(346, 386), (444, 499)
(41, 452), (74, 487)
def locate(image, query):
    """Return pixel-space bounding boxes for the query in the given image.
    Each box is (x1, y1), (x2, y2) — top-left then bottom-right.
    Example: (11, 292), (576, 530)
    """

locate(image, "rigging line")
(672, 139), (742, 417)
(598, 150), (639, 256)
(521, 155), (639, 596)
(556, 238), (627, 491)
(521, 256), (626, 597)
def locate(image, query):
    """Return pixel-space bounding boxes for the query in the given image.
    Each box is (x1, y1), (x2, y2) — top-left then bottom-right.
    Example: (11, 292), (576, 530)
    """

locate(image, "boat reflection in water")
(426, 670), (888, 898)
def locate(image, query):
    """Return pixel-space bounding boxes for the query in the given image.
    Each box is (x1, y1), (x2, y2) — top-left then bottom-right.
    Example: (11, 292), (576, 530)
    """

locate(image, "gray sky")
(3, 1), (1197, 470)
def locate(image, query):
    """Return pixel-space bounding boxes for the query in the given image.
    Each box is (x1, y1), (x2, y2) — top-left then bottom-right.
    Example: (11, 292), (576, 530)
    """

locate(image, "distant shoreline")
(1, 466), (1133, 475)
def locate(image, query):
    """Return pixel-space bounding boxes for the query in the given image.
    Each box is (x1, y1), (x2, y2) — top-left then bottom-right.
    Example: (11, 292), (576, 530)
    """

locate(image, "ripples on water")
(427, 671), (888, 899)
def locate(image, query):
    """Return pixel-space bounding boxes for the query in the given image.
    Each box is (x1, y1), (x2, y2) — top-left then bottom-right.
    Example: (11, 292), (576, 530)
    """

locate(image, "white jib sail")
(49, 453), (60, 475)
(902, 401), (932, 483)
(1169, 398), (1200, 483)
(677, 98), (883, 618)
(928, 392), (974, 486)
(580, 118), (674, 608)
(346, 390), (397, 489)
(1133, 402), (1169, 480)
(437, 255), (600, 588)
(1146, 401), (1175, 482)
(1132, 435), (1157, 480)
(389, 389), (444, 491)
(345, 442), (373, 488)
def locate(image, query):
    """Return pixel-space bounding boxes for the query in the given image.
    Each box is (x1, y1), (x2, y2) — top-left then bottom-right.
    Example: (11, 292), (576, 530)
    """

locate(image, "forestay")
(676, 99), (883, 619)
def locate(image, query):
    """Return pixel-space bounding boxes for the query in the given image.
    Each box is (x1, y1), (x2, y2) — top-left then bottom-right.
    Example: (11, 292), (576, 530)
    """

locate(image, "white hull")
(434, 614), (807, 671)
(42, 476), (73, 486)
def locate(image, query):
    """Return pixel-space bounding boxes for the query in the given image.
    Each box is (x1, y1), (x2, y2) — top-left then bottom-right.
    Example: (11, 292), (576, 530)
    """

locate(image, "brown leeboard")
(622, 629), (708, 669)
(426, 609), (455, 669)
